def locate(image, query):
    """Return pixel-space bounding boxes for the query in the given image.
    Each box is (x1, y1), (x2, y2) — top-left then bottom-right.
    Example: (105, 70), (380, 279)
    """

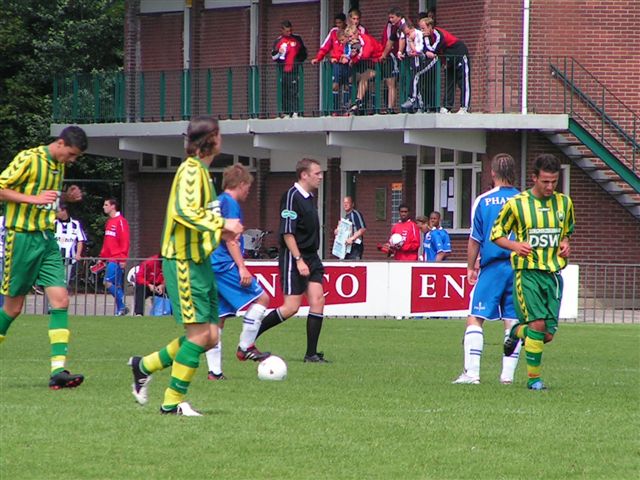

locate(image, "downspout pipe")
(521, 0), (530, 115)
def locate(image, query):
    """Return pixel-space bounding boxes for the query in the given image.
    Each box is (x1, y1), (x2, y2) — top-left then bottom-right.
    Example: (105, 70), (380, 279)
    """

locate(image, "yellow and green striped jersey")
(491, 189), (575, 272)
(0, 146), (65, 232)
(161, 156), (225, 263)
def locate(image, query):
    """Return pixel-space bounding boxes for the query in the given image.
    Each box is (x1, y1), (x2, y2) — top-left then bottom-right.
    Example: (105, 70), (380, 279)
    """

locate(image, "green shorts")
(1, 230), (66, 297)
(163, 258), (219, 325)
(513, 269), (563, 334)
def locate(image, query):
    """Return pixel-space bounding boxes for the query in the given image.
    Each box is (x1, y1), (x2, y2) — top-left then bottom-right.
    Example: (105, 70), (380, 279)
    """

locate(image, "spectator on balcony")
(271, 20), (307, 118)
(418, 7), (437, 25)
(99, 197), (130, 316)
(346, 26), (384, 114)
(348, 7), (367, 35)
(421, 17), (470, 114)
(378, 7), (408, 114)
(54, 203), (87, 288)
(311, 16), (350, 114)
(133, 254), (164, 317)
(398, 21), (438, 113)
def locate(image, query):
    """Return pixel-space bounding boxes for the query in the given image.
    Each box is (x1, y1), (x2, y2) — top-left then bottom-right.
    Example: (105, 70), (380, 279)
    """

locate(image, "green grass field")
(1, 315), (638, 479)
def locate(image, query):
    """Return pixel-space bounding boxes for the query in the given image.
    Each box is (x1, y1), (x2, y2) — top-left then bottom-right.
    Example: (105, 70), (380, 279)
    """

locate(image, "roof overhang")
(51, 113), (569, 160)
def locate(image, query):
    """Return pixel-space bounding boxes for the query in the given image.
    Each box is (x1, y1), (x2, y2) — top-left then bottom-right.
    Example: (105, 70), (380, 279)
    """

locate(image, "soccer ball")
(389, 233), (404, 247)
(257, 355), (287, 381)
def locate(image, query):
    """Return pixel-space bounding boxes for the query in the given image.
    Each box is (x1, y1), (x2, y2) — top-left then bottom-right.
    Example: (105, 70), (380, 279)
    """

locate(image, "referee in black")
(256, 158), (328, 363)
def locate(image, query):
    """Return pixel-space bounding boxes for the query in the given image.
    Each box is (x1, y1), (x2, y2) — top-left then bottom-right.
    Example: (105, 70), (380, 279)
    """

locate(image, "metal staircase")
(548, 59), (639, 220)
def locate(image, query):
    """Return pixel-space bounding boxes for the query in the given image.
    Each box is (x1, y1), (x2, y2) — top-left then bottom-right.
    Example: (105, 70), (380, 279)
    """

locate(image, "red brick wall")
(139, 14), (183, 70)
(136, 174), (172, 258)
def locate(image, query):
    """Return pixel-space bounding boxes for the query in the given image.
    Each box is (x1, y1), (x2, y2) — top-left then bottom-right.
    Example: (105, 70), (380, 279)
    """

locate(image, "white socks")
(463, 325), (484, 378)
(205, 327), (223, 375)
(238, 304), (267, 349)
(500, 328), (522, 382)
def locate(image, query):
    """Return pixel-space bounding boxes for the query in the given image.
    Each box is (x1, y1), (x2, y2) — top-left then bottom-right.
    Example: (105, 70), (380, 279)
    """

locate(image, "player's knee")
(257, 292), (270, 307)
(544, 332), (554, 343)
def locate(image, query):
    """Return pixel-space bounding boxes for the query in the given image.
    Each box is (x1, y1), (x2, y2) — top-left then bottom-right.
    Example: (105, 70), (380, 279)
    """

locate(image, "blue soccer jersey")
(210, 192), (244, 273)
(471, 186), (520, 267)
(423, 228), (451, 262)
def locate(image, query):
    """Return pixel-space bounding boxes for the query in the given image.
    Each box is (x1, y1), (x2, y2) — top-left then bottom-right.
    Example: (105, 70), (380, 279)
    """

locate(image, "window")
(417, 146), (481, 233)
(139, 153), (256, 173)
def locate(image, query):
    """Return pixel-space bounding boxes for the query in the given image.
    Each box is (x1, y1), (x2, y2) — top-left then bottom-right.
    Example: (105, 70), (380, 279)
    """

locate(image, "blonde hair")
(222, 164), (253, 190)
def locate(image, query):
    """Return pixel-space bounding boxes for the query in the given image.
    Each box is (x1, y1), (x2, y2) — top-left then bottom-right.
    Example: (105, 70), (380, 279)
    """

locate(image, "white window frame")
(139, 153), (256, 173)
(417, 147), (482, 234)
(140, 0), (183, 14)
(204, 0), (251, 9)
(272, 0), (318, 4)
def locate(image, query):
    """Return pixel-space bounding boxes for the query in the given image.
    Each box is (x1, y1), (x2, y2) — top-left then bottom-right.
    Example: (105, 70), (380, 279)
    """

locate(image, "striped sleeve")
(173, 164), (224, 233)
(490, 199), (515, 241)
(0, 150), (32, 190)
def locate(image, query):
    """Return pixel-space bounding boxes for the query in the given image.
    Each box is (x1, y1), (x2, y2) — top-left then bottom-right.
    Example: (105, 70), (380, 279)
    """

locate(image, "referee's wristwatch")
(293, 255), (302, 261)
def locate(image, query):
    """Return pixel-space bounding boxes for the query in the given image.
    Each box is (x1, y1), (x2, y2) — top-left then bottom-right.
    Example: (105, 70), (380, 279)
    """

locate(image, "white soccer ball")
(389, 233), (404, 247)
(257, 355), (287, 381)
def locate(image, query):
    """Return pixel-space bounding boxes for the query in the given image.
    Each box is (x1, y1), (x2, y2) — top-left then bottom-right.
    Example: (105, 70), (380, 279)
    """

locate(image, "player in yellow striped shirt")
(491, 154), (575, 390)
(128, 116), (242, 416)
(0, 126), (87, 389)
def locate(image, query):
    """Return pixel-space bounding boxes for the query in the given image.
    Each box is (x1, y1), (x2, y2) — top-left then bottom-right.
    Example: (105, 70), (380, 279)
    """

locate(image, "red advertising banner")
(410, 265), (470, 314)
(247, 264), (367, 308)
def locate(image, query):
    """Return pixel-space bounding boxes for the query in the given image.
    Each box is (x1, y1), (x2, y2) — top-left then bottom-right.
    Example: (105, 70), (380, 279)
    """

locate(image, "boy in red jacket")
(271, 20), (307, 117)
(100, 197), (130, 315)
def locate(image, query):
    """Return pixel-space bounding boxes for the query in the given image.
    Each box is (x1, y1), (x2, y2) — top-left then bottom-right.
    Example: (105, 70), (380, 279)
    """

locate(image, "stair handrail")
(549, 57), (638, 171)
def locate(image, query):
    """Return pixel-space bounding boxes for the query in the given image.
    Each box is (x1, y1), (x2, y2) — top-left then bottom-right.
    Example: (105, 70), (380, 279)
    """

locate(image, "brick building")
(52, 0), (640, 268)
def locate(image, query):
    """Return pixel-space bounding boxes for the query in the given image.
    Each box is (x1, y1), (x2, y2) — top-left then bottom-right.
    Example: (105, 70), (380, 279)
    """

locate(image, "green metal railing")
(51, 58), (453, 123)
(550, 57), (639, 175)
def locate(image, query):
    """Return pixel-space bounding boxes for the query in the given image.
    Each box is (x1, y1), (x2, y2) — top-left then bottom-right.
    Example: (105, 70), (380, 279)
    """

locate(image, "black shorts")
(279, 251), (325, 296)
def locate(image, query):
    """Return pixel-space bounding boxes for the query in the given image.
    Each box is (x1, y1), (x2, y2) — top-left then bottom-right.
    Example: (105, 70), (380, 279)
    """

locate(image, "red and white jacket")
(350, 33), (384, 64)
(313, 27), (345, 62)
(99, 212), (130, 261)
(272, 34), (306, 73)
(390, 219), (421, 261)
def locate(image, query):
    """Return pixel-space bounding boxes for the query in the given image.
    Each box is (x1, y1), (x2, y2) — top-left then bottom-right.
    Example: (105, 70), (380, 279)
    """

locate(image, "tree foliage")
(0, 0), (125, 253)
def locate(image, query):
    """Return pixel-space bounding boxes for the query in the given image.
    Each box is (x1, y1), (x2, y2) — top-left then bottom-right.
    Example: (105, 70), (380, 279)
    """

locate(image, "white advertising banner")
(245, 262), (579, 319)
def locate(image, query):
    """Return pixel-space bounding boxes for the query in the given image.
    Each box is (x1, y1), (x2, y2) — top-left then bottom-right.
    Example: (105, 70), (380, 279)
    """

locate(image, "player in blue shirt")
(419, 211), (451, 261)
(453, 153), (522, 385)
(204, 165), (271, 380)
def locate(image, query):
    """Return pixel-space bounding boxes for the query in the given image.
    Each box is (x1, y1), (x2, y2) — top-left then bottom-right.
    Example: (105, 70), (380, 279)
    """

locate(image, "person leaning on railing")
(346, 25), (384, 114)
(420, 16), (470, 114)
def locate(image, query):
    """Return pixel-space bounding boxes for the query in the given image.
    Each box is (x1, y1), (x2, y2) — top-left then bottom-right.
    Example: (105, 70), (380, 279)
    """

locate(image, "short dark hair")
(388, 6), (404, 17)
(334, 12), (346, 22)
(533, 154), (561, 176)
(58, 126), (88, 151)
(296, 158), (320, 180)
(105, 197), (120, 211)
(281, 20), (292, 29)
(399, 204), (410, 212)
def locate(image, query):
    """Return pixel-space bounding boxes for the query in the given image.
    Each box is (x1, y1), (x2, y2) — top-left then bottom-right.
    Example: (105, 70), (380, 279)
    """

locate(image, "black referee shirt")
(279, 183), (320, 254)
